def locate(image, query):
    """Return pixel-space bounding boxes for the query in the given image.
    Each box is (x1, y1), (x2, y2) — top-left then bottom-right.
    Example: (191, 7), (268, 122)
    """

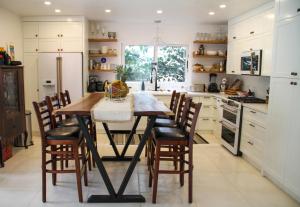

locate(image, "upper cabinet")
(23, 21), (83, 53)
(23, 22), (39, 38)
(277, 0), (300, 21)
(272, 15), (300, 79)
(227, 5), (274, 76)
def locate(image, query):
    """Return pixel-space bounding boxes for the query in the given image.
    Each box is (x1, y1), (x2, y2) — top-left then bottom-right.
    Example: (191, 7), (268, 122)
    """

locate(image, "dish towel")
(91, 94), (134, 123)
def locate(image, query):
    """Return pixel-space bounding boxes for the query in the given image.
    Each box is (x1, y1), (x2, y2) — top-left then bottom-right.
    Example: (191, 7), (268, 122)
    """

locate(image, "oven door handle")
(220, 120), (236, 132)
(221, 105), (238, 114)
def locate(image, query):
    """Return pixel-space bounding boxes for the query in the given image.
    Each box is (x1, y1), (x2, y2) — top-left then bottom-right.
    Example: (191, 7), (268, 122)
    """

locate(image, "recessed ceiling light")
(44, 1), (51, 5)
(219, 4), (227, 9)
(209, 11), (215, 15)
(55, 9), (61, 13)
(157, 10), (163, 14)
(105, 9), (111, 13)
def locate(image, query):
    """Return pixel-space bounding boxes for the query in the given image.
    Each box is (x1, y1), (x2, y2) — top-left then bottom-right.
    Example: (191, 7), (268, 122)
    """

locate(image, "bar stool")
(149, 99), (202, 203)
(60, 90), (97, 168)
(156, 90), (180, 120)
(33, 100), (88, 203)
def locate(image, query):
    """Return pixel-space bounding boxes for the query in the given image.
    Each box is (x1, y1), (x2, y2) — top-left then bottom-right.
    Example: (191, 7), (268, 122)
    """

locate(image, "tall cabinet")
(0, 66), (26, 167)
(264, 0), (300, 202)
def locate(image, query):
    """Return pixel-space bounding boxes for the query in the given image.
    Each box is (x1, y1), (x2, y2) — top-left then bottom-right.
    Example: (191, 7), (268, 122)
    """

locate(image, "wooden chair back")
(46, 94), (62, 128)
(60, 90), (71, 107)
(175, 94), (188, 126)
(32, 100), (52, 144)
(169, 90), (181, 115)
(183, 101), (202, 141)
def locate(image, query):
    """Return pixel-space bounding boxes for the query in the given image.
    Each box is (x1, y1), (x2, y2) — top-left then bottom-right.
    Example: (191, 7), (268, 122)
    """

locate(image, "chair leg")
(60, 145), (64, 171)
(152, 142), (161, 204)
(51, 145), (57, 186)
(86, 143), (92, 171)
(81, 144), (88, 187)
(180, 145), (185, 186)
(73, 143), (83, 203)
(65, 145), (69, 168)
(42, 146), (47, 203)
(173, 145), (178, 170)
(148, 139), (155, 188)
(188, 143), (193, 203)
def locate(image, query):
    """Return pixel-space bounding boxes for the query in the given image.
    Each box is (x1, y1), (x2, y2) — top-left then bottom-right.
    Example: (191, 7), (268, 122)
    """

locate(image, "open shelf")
(193, 40), (227, 44)
(193, 53), (226, 59)
(89, 69), (115, 73)
(193, 71), (226, 74)
(88, 38), (118, 43)
(89, 53), (117, 58)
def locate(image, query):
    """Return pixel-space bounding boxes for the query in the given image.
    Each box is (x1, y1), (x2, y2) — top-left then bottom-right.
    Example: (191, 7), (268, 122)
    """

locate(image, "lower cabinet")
(240, 106), (267, 169)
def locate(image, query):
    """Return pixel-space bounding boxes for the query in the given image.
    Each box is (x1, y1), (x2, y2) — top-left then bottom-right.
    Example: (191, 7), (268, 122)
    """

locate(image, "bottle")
(199, 45), (205, 55)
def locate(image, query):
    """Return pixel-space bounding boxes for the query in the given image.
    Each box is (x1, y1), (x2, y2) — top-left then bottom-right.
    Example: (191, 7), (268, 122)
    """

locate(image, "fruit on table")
(105, 80), (129, 98)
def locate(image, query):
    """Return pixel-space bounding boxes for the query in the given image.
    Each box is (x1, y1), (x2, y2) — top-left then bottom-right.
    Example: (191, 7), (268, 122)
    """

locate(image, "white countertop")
(242, 103), (268, 114)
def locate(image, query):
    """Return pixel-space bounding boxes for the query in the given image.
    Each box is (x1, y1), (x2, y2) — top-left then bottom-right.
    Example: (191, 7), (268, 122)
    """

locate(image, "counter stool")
(149, 99), (202, 203)
(33, 100), (88, 203)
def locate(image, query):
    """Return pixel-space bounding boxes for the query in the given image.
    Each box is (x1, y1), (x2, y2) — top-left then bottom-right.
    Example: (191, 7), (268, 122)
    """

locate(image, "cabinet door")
(278, 0), (300, 21)
(24, 39), (39, 53)
(60, 22), (83, 38)
(272, 15), (300, 79)
(38, 38), (61, 52)
(23, 22), (39, 38)
(226, 40), (243, 75)
(264, 77), (292, 182)
(39, 22), (61, 38)
(283, 79), (300, 197)
(23, 54), (39, 131)
(61, 38), (83, 52)
(260, 33), (273, 76)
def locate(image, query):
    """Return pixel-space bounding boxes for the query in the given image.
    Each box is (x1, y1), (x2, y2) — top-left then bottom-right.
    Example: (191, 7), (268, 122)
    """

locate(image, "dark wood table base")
(77, 115), (156, 203)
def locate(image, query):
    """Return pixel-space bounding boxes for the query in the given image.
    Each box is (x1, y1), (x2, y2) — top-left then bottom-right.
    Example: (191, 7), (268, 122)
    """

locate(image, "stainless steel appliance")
(220, 98), (242, 155)
(241, 49), (262, 75)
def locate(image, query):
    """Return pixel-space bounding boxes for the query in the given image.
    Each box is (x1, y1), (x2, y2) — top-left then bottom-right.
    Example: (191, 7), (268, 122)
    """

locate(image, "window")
(124, 45), (187, 82)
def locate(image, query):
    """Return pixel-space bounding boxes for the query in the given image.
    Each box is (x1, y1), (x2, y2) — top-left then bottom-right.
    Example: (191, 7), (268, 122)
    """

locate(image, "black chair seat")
(57, 116), (90, 127)
(154, 118), (177, 128)
(154, 127), (186, 140)
(46, 126), (80, 140)
(156, 114), (170, 119)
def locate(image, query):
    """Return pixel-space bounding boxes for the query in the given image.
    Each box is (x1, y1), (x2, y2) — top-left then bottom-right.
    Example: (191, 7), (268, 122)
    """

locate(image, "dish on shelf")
(206, 50), (217, 56)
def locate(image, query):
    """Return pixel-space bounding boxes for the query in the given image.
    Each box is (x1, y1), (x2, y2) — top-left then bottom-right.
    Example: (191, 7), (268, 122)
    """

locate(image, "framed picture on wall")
(8, 44), (15, 61)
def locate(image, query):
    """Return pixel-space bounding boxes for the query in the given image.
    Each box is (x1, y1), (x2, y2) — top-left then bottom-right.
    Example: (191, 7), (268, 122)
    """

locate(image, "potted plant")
(115, 65), (133, 82)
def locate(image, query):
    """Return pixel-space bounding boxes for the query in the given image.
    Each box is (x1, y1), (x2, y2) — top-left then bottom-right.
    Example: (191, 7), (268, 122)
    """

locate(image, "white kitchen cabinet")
(272, 15), (300, 79)
(61, 22), (83, 38)
(38, 22), (61, 38)
(24, 39), (39, 53)
(23, 53), (39, 131)
(226, 39), (243, 75)
(61, 38), (83, 52)
(277, 0), (300, 21)
(38, 38), (61, 52)
(197, 117), (213, 131)
(23, 22), (39, 38)
(260, 33), (273, 76)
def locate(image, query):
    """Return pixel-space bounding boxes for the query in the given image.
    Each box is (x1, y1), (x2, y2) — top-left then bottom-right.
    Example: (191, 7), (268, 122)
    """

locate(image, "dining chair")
(60, 90), (97, 168)
(157, 90), (180, 120)
(32, 100), (88, 203)
(149, 98), (202, 203)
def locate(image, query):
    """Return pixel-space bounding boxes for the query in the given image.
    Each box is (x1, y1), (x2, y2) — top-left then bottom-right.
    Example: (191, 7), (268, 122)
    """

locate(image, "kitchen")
(0, 0), (299, 206)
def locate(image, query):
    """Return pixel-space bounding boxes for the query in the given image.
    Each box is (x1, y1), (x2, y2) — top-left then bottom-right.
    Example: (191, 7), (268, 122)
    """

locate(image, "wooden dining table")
(54, 92), (173, 203)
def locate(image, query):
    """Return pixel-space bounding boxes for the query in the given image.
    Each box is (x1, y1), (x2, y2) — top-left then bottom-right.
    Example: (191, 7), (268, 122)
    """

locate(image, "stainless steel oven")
(241, 49), (262, 76)
(220, 99), (242, 155)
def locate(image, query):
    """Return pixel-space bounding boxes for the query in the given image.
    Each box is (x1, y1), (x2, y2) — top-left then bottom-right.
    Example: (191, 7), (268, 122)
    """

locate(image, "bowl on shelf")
(206, 50), (217, 56)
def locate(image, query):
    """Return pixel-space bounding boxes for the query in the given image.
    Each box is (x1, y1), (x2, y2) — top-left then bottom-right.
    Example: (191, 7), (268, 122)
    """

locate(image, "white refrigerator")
(38, 53), (83, 102)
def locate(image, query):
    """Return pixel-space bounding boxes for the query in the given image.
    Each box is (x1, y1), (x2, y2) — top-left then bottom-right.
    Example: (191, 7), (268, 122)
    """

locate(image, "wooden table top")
(54, 92), (173, 117)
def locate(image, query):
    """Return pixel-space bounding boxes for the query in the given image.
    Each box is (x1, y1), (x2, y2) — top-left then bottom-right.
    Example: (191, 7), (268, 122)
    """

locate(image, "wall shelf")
(88, 38), (118, 43)
(89, 69), (115, 73)
(193, 71), (226, 74)
(89, 53), (117, 58)
(193, 53), (227, 59)
(193, 40), (227, 44)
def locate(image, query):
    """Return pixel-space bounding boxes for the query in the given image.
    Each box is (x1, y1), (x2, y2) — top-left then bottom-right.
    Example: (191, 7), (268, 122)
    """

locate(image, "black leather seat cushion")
(154, 127), (186, 140)
(156, 114), (170, 119)
(46, 126), (80, 140)
(154, 118), (177, 128)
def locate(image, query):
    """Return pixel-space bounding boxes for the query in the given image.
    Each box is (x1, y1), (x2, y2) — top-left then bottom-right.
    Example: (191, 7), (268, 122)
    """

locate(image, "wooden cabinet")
(277, 0), (300, 21)
(272, 15), (300, 79)
(0, 66), (26, 167)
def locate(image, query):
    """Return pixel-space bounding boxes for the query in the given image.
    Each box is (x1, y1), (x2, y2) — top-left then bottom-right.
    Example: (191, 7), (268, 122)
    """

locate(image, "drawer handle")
(202, 118), (209, 121)
(233, 36), (236, 39)
(290, 82), (298, 85)
(250, 31), (255, 35)
(291, 72), (298, 76)
(297, 8), (300, 13)
(247, 141), (254, 146)
(249, 123), (255, 128)
(250, 110), (256, 114)
(203, 106), (210, 108)
(231, 70), (235, 73)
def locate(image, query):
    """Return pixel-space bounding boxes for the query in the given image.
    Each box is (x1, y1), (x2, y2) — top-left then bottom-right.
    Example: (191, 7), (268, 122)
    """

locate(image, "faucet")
(150, 62), (160, 91)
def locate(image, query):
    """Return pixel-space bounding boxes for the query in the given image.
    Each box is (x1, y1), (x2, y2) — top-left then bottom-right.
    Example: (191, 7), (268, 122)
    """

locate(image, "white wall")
(0, 7), (23, 61)
(88, 21), (227, 90)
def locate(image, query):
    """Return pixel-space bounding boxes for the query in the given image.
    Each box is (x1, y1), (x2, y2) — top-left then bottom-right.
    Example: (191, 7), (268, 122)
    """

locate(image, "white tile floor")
(0, 134), (299, 207)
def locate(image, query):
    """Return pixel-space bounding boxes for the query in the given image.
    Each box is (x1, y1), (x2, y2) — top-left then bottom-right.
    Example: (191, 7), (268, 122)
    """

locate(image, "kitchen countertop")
(242, 103), (268, 114)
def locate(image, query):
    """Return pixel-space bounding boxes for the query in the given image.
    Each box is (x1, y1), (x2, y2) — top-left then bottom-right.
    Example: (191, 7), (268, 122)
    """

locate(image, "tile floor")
(0, 134), (299, 207)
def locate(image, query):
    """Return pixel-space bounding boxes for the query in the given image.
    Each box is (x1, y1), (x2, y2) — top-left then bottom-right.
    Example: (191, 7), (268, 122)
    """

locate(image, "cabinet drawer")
(197, 117), (213, 131)
(243, 107), (267, 127)
(242, 119), (266, 142)
(241, 133), (264, 158)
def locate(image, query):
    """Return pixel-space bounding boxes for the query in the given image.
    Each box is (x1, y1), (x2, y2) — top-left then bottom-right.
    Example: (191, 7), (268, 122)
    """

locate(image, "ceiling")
(0, 0), (272, 24)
